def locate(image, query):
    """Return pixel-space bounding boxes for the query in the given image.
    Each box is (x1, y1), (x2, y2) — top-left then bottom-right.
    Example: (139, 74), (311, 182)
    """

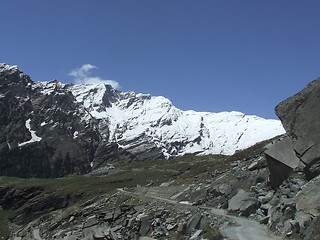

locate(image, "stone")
(177, 222), (186, 233)
(186, 213), (202, 234)
(275, 78), (320, 179)
(295, 174), (320, 213)
(104, 212), (114, 222)
(280, 196), (295, 206)
(258, 191), (274, 204)
(248, 161), (260, 171)
(268, 206), (282, 226)
(139, 215), (151, 236)
(260, 204), (272, 215)
(111, 225), (122, 232)
(63, 235), (79, 240)
(259, 216), (269, 224)
(110, 230), (118, 240)
(92, 227), (106, 239)
(289, 219), (300, 233)
(295, 211), (312, 230)
(239, 200), (259, 217)
(228, 189), (256, 214)
(127, 218), (135, 228)
(83, 216), (99, 228)
(113, 208), (122, 220)
(190, 230), (203, 240)
(166, 223), (177, 231)
(265, 137), (302, 188)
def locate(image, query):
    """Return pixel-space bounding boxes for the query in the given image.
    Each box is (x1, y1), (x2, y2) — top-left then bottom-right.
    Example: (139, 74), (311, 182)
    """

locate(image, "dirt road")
(117, 188), (282, 240)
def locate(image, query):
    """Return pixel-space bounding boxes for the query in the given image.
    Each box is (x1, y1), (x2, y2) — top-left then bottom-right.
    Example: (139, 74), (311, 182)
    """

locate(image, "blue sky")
(1, 0), (320, 119)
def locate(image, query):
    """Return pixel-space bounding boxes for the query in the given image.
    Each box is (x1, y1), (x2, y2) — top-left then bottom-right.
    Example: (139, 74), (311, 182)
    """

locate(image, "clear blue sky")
(1, 0), (320, 119)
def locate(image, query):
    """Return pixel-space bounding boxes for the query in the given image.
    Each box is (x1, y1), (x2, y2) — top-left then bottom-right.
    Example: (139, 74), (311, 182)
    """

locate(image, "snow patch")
(40, 121), (47, 126)
(18, 119), (42, 147)
(73, 131), (79, 139)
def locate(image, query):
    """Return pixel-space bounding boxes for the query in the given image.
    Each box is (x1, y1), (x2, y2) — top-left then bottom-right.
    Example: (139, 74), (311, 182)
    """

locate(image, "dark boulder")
(265, 136), (302, 188)
(275, 78), (320, 179)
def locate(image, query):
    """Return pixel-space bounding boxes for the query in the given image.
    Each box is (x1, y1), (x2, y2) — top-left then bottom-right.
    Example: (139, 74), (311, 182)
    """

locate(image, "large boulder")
(265, 136), (302, 188)
(228, 189), (259, 217)
(275, 78), (320, 179)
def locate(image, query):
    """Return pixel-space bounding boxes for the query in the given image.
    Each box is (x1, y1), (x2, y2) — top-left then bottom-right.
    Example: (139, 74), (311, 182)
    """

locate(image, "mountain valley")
(0, 63), (320, 240)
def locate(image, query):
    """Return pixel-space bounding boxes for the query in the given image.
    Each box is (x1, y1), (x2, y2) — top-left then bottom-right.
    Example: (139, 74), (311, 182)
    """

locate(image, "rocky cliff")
(0, 64), (135, 178)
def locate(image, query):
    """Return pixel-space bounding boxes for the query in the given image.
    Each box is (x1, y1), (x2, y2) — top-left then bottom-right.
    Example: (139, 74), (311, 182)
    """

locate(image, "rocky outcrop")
(259, 77), (320, 239)
(0, 64), (100, 177)
(275, 77), (320, 179)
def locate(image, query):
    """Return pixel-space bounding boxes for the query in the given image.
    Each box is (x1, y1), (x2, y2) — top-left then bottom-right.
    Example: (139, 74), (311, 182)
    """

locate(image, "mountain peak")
(0, 64), (285, 164)
(0, 63), (19, 73)
(65, 80), (285, 158)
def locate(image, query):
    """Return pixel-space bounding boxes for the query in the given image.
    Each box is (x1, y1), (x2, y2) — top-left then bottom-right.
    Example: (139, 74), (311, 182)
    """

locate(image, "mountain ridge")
(64, 71), (285, 157)
(0, 63), (285, 177)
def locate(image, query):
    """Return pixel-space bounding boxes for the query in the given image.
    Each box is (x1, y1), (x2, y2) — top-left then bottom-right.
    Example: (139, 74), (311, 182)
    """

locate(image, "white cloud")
(69, 64), (120, 89)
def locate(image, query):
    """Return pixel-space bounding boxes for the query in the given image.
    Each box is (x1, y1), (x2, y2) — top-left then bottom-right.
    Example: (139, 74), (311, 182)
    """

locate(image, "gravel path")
(118, 188), (283, 240)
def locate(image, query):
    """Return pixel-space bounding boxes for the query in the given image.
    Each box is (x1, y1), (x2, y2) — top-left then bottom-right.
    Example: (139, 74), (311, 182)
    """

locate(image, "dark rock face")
(275, 78), (320, 179)
(0, 64), (134, 178)
(0, 64), (99, 177)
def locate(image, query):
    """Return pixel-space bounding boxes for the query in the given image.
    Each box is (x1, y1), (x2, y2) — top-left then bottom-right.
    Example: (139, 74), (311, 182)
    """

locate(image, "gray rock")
(248, 161), (260, 171)
(177, 222), (186, 233)
(83, 216), (99, 228)
(186, 213), (202, 234)
(92, 227), (107, 239)
(265, 137), (302, 188)
(268, 206), (282, 226)
(275, 78), (320, 179)
(166, 223), (177, 231)
(239, 200), (259, 217)
(295, 210), (312, 230)
(260, 204), (272, 215)
(110, 230), (118, 240)
(190, 229), (203, 240)
(113, 208), (122, 220)
(139, 215), (151, 236)
(127, 218), (135, 228)
(280, 196), (295, 206)
(228, 189), (258, 216)
(111, 225), (122, 232)
(104, 212), (114, 222)
(295, 174), (320, 213)
(258, 191), (274, 204)
(259, 216), (269, 224)
(228, 189), (250, 212)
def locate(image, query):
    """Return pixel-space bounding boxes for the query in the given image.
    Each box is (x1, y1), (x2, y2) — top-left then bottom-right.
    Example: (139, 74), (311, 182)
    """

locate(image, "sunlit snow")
(18, 119), (42, 147)
(69, 83), (285, 157)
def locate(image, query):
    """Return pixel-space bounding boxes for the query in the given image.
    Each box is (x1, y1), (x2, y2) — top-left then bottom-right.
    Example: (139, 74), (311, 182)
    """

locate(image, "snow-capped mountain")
(0, 63), (285, 177)
(67, 82), (285, 158)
